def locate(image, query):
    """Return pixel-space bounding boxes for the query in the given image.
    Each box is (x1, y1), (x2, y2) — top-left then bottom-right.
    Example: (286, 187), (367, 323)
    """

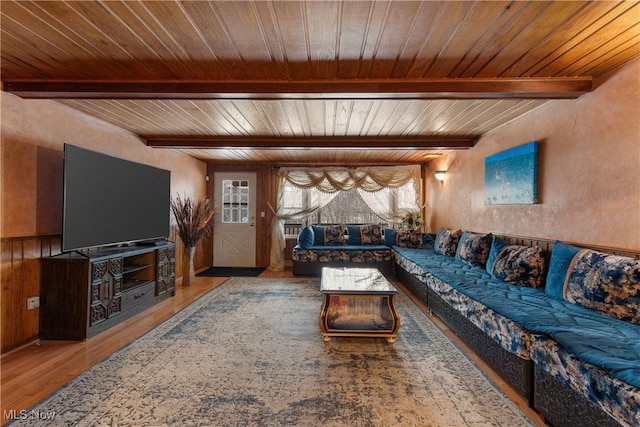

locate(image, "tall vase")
(182, 246), (196, 287)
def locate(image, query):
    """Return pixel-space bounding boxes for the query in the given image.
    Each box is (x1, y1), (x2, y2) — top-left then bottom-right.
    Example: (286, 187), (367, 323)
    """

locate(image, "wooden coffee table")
(319, 267), (401, 343)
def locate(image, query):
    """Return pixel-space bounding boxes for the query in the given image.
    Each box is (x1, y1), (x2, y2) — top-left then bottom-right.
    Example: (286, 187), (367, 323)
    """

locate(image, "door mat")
(197, 267), (266, 277)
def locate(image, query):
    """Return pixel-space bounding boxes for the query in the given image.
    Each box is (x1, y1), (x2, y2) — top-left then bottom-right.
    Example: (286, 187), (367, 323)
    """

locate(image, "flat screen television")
(62, 144), (171, 252)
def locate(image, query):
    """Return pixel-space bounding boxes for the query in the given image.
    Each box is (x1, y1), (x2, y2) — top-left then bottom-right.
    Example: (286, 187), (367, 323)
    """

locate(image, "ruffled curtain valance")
(280, 166), (420, 193)
(268, 165), (422, 271)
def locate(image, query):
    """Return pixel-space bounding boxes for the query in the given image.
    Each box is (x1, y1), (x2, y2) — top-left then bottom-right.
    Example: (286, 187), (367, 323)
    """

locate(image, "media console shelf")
(40, 242), (176, 341)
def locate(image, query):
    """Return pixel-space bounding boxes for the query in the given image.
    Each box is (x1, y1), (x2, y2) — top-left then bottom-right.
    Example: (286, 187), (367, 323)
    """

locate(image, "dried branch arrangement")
(170, 194), (216, 248)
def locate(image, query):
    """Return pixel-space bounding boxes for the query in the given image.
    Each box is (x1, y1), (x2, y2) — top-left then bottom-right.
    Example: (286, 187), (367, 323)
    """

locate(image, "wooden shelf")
(123, 264), (151, 274)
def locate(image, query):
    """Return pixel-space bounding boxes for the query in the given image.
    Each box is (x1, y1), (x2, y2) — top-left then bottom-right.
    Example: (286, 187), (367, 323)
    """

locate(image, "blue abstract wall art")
(484, 141), (539, 205)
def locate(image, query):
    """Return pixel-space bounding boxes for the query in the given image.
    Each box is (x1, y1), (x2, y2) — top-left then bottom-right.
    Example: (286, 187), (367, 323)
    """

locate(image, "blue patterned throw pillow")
(323, 224), (346, 245)
(488, 238), (545, 287)
(434, 227), (462, 257)
(455, 231), (492, 269)
(565, 250), (640, 324)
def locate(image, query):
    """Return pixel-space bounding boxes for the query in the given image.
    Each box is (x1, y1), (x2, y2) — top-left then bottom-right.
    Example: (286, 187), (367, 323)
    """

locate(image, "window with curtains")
(312, 191), (385, 225)
(270, 165), (423, 271)
(282, 180), (418, 231)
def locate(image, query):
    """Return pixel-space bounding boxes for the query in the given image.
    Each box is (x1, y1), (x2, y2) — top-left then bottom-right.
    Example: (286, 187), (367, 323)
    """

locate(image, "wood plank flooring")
(1, 269), (545, 426)
(1, 275), (226, 424)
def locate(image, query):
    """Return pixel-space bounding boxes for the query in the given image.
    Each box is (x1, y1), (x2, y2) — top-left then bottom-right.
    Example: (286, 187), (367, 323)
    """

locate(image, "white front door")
(213, 172), (257, 267)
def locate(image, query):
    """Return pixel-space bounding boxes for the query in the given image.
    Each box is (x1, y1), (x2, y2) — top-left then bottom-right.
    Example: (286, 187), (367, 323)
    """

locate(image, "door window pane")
(222, 179), (250, 223)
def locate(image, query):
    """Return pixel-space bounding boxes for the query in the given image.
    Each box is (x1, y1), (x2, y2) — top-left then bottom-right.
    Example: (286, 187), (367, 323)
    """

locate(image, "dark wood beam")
(145, 136), (477, 150)
(3, 77), (592, 100)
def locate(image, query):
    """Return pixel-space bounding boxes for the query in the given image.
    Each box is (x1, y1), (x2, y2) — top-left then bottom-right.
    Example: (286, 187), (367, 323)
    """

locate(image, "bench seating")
(291, 224), (421, 276)
(392, 231), (640, 427)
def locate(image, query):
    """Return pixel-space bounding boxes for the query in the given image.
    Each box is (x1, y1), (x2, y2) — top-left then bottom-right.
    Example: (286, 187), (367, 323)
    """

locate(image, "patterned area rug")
(11, 278), (535, 426)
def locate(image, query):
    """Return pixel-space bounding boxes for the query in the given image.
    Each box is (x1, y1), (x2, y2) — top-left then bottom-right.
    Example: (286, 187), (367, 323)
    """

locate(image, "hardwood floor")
(1, 275), (226, 425)
(1, 268), (545, 426)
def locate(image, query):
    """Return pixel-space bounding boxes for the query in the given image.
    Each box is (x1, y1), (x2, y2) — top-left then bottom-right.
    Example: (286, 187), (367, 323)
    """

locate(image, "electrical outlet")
(27, 296), (40, 310)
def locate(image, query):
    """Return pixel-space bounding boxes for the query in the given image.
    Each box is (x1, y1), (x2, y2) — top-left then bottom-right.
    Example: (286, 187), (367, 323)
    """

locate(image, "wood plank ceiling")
(2, 1), (639, 165)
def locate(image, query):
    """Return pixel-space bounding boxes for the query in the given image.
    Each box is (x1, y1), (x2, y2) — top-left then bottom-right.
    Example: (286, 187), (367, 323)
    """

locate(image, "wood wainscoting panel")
(1, 235), (60, 353)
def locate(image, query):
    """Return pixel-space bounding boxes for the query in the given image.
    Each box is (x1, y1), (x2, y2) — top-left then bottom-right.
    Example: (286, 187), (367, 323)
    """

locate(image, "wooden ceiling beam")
(3, 77), (592, 100)
(145, 136), (477, 150)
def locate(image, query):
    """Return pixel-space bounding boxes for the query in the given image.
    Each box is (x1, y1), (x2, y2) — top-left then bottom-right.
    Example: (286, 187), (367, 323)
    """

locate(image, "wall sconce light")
(434, 170), (447, 183)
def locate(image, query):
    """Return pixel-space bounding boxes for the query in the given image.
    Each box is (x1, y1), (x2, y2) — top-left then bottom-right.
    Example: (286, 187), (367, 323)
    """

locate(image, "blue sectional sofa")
(392, 229), (640, 427)
(292, 224), (422, 276)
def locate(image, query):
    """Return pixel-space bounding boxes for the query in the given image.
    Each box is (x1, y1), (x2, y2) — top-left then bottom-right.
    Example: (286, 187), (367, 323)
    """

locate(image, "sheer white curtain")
(357, 183), (421, 225)
(268, 165), (423, 271)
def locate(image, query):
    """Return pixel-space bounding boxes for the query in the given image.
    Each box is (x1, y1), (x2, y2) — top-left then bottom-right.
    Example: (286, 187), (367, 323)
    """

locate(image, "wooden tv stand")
(40, 242), (176, 341)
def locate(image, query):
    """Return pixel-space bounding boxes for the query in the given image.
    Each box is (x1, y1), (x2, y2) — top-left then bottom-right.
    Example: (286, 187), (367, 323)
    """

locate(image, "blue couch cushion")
(455, 231), (492, 269)
(434, 227), (462, 257)
(422, 234), (434, 250)
(545, 240), (582, 299)
(311, 225), (324, 246)
(486, 236), (508, 273)
(384, 228), (398, 247)
(347, 225), (362, 245)
(297, 226), (315, 249)
(347, 224), (383, 245)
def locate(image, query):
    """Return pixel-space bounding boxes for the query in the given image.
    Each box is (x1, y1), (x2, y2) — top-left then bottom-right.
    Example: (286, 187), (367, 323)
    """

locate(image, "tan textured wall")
(1, 92), (207, 238)
(0, 93), (208, 351)
(425, 59), (640, 250)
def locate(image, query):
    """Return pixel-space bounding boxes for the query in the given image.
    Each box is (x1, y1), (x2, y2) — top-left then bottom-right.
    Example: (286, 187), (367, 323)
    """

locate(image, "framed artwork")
(484, 141), (539, 205)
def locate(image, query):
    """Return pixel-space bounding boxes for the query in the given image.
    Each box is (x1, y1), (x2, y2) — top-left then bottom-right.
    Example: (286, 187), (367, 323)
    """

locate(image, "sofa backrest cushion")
(545, 240), (582, 299)
(455, 231), (493, 269)
(548, 241), (640, 324)
(384, 228), (398, 247)
(312, 224), (346, 245)
(434, 227), (462, 257)
(297, 226), (315, 249)
(347, 224), (383, 245)
(422, 234), (435, 250)
(487, 236), (545, 288)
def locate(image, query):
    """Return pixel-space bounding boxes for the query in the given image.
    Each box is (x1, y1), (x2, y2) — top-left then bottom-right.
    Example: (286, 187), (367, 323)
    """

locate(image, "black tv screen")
(62, 144), (171, 252)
